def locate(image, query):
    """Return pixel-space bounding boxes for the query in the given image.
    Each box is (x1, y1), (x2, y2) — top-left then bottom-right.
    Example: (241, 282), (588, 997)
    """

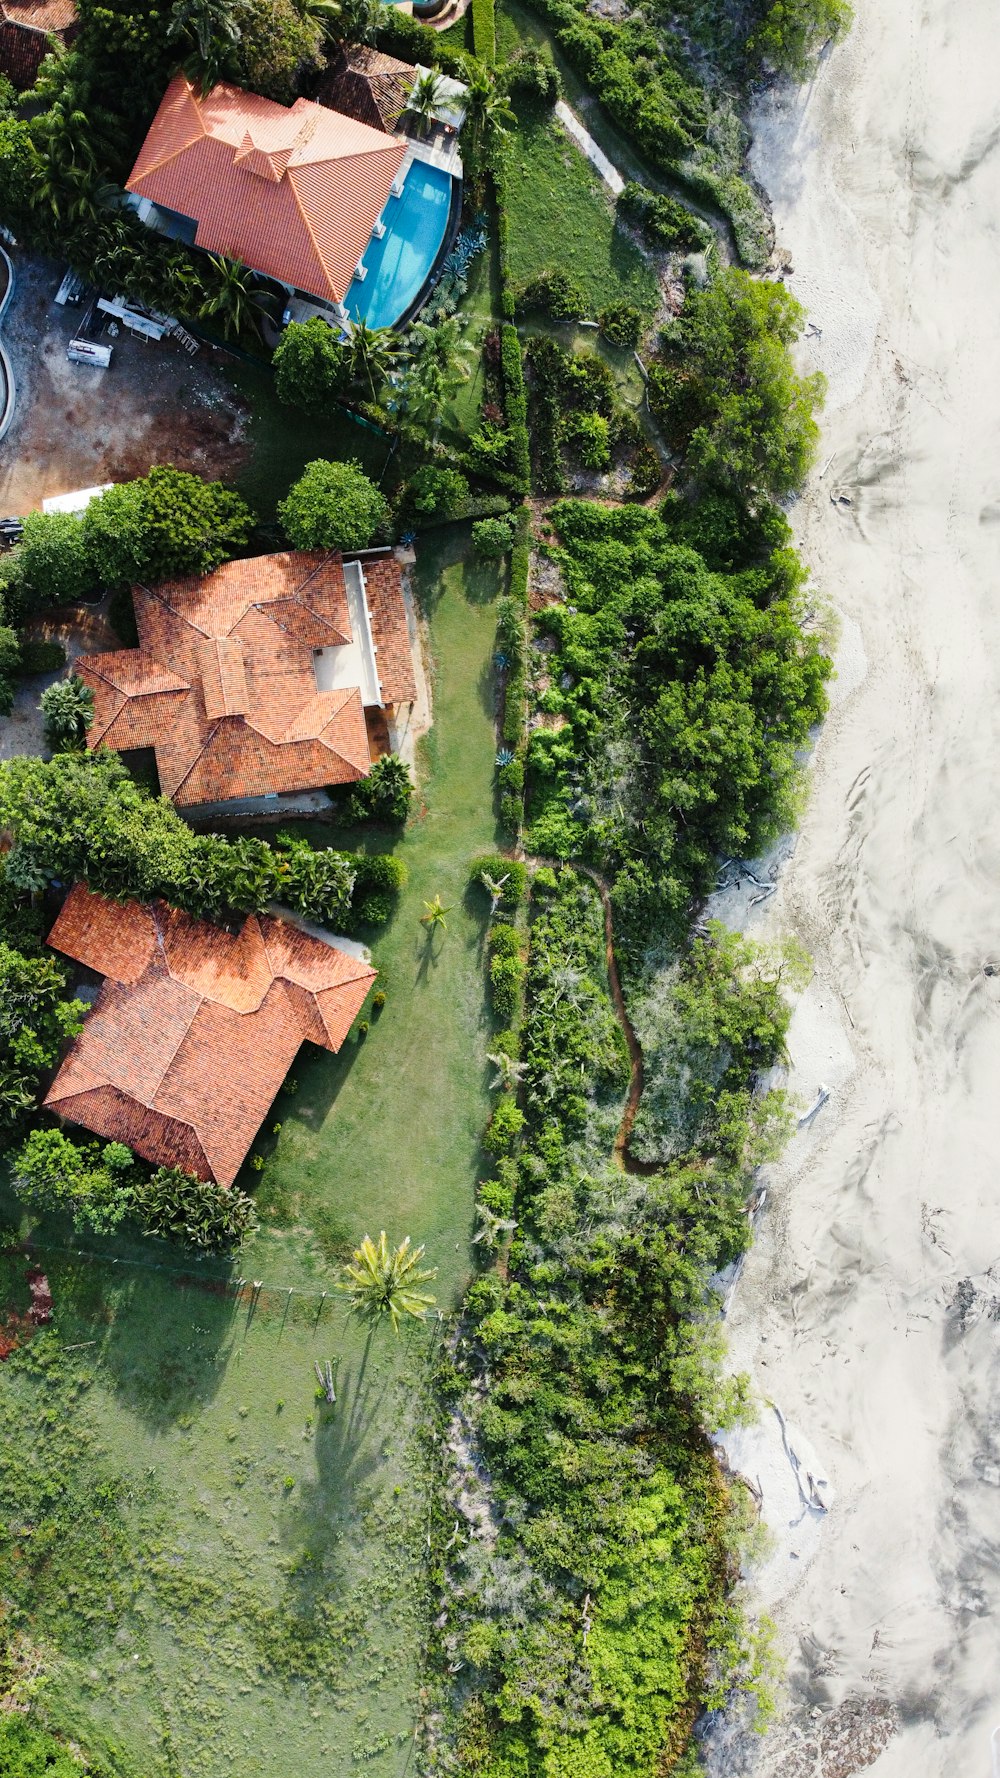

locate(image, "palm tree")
(299, 0), (342, 39)
(346, 320), (400, 403)
(487, 1051), (526, 1093)
(460, 67), (515, 176)
(167, 0), (243, 90)
(199, 255), (270, 340)
(338, 1232), (437, 1332)
(420, 894), (451, 933)
(406, 69), (444, 138)
(473, 1205), (517, 1250)
(479, 868), (509, 918)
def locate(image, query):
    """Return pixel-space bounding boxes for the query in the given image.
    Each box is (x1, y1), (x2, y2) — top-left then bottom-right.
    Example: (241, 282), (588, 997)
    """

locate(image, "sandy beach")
(707, 2), (1000, 1773)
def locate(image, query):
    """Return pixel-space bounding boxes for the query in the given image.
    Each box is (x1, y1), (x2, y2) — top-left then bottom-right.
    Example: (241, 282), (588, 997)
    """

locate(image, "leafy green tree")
(130, 466), (254, 580)
(80, 480), (148, 588)
(650, 269), (824, 498)
(235, 0), (324, 102)
(40, 674), (94, 751)
(405, 464), (469, 522)
(0, 940), (84, 1130)
(0, 624), (18, 715)
(750, 0), (852, 75)
(11, 510), (95, 611)
(278, 458), (389, 552)
(167, 0), (243, 89)
(11, 1128), (138, 1234)
(338, 1231), (436, 1330)
(273, 316), (351, 414)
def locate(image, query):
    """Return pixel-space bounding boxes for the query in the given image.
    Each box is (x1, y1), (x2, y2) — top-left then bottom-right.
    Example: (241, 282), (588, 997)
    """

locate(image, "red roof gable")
(45, 885), (376, 1187)
(126, 75), (407, 304)
(76, 550), (414, 808)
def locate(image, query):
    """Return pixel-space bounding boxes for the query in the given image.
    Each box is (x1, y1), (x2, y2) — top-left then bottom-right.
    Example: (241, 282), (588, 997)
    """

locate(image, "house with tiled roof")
(0, 0), (77, 89)
(75, 550), (417, 810)
(45, 884), (376, 1187)
(126, 72), (464, 329)
(320, 46), (415, 136)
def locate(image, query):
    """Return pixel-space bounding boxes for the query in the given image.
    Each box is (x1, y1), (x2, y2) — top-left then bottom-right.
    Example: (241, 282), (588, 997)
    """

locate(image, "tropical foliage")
(338, 1231), (437, 1330)
(40, 674), (94, 751)
(0, 945), (84, 1131)
(278, 459), (390, 552)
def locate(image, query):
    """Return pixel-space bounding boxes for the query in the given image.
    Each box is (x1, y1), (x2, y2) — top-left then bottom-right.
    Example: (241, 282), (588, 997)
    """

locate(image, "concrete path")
(554, 100), (625, 197)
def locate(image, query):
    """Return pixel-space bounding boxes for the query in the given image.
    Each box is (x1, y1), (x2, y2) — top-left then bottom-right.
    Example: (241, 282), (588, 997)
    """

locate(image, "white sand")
(706, 2), (1000, 1772)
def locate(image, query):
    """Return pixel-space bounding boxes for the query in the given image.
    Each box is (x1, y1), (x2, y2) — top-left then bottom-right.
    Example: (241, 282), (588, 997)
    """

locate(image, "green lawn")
(224, 360), (396, 521)
(0, 529), (503, 1778)
(506, 108), (658, 318)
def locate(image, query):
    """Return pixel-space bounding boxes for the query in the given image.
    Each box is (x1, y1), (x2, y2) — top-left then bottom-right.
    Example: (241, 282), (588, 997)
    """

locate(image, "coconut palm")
(487, 1051), (526, 1093)
(346, 320), (401, 403)
(479, 868), (509, 918)
(167, 0), (243, 87)
(406, 69), (444, 138)
(420, 894), (451, 933)
(460, 66), (515, 176)
(473, 1205), (518, 1249)
(199, 255), (273, 340)
(338, 1231), (437, 1331)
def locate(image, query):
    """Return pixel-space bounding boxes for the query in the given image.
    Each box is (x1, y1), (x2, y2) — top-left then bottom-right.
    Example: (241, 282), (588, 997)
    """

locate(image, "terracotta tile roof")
(45, 884), (376, 1187)
(365, 558), (418, 705)
(126, 75), (407, 305)
(78, 550), (414, 808)
(0, 0), (75, 30)
(320, 47), (414, 135)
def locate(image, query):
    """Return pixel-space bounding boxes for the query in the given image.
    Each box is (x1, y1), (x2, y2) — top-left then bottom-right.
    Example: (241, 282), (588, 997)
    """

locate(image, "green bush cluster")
(503, 43), (561, 106)
(469, 855), (528, 913)
(487, 921), (526, 1024)
(435, 873), (792, 1772)
(598, 297), (644, 348)
(500, 326), (531, 495)
(0, 1713), (116, 1778)
(278, 459), (389, 554)
(0, 943), (84, 1135)
(0, 752), (403, 931)
(524, 335), (645, 492)
(11, 1129), (259, 1249)
(618, 179), (713, 253)
(524, 498), (829, 947)
(472, 515), (516, 560)
(346, 752), (414, 825)
(515, 266), (585, 321)
(0, 470), (254, 622)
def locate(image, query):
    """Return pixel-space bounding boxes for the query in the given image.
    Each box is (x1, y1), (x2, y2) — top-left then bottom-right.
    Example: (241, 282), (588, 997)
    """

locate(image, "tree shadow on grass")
(44, 1248), (239, 1431)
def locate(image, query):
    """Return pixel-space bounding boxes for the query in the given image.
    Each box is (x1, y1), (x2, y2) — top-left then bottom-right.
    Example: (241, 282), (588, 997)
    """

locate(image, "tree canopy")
(273, 317), (350, 415)
(649, 269), (824, 499)
(278, 459), (389, 553)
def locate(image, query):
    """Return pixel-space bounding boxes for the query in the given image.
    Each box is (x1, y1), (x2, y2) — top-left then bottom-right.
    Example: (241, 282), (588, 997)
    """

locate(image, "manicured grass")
(506, 109), (659, 318)
(0, 528), (503, 1778)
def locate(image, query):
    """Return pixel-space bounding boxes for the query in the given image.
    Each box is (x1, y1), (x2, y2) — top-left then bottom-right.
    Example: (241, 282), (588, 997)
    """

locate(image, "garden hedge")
(500, 324), (531, 494)
(472, 0), (496, 64)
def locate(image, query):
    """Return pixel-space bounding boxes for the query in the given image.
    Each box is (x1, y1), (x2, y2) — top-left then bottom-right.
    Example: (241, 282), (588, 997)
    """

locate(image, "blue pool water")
(346, 160), (453, 331)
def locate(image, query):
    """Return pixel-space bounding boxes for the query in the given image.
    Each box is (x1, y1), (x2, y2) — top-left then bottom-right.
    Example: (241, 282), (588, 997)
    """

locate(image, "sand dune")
(708, 2), (1000, 1773)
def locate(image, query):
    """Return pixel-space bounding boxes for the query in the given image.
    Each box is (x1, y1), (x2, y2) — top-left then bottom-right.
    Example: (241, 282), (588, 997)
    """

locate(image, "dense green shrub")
(11, 1128), (139, 1234)
(0, 753), (383, 929)
(469, 854), (528, 911)
(471, 0), (496, 64)
(18, 639), (65, 674)
(40, 674), (93, 751)
(500, 326), (531, 494)
(0, 943), (84, 1132)
(0, 1714), (110, 1778)
(750, 0), (853, 75)
(618, 179), (713, 252)
(569, 410), (611, 469)
(404, 464), (470, 522)
(0, 622), (17, 714)
(516, 266), (585, 321)
(599, 298), (643, 347)
(504, 43), (561, 105)
(279, 459), (389, 553)
(482, 1092), (525, 1154)
(650, 268), (824, 497)
(347, 753), (414, 825)
(273, 317), (350, 414)
(472, 515), (516, 559)
(132, 1166), (258, 1250)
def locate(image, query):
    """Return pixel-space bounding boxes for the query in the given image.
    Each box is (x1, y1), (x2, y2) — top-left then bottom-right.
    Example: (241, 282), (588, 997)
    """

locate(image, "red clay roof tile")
(45, 885), (376, 1186)
(126, 75), (407, 305)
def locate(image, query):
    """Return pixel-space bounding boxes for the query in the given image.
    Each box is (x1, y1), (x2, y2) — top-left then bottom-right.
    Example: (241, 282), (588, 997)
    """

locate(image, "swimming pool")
(346, 160), (453, 331)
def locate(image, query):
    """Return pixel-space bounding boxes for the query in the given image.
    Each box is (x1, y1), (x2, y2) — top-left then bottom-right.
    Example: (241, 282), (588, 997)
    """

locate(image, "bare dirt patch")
(0, 252), (251, 515)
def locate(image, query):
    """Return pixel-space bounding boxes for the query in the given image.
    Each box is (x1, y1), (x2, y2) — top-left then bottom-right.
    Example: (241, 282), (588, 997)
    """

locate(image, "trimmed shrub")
(471, 0), (496, 63)
(472, 515), (516, 559)
(500, 325), (531, 494)
(482, 1093), (525, 1154)
(516, 267), (585, 321)
(18, 638), (65, 674)
(348, 753), (413, 825)
(279, 459), (389, 552)
(404, 464), (470, 522)
(469, 854), (528, 910)
(599, 298), (643, 347)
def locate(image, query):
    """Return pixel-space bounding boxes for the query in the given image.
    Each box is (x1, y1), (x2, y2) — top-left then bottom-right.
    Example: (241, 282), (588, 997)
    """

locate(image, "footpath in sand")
(706, 2), (1000, 1774)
